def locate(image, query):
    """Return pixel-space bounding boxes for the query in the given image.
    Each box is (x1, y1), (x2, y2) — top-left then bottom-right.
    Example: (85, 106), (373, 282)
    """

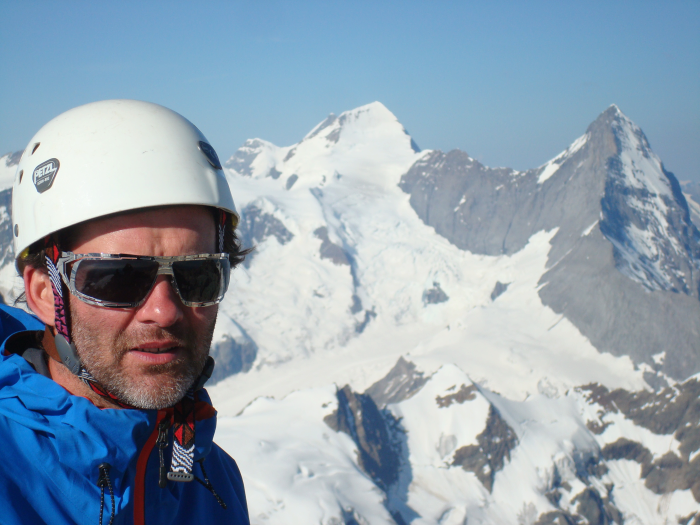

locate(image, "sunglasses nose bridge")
(155, 262), (175, 278)
(152, 261), (187, 305)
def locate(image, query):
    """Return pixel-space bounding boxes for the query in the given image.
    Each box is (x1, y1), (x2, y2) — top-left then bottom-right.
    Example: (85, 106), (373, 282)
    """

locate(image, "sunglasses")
(56, 251), (231, 308)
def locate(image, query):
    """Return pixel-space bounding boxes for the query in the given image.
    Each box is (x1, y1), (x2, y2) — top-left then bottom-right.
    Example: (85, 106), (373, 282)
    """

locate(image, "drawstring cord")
(194, 459), (227, 509)
(157, 418), (171, 488)
(97, 463), (115, 525)
(157, 418), (226, 509)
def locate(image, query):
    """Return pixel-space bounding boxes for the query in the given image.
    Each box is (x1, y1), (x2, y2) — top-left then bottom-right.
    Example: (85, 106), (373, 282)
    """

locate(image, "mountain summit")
(400, 105), (700, 382)
(225, 101), (420, 190)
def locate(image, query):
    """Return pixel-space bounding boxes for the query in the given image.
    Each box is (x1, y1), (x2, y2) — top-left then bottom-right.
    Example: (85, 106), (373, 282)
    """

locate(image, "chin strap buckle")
(54, 333), (82, 375)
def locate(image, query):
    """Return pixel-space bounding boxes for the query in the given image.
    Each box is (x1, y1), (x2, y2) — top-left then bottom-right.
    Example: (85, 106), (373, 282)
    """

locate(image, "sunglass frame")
(55, 251), (231, 308)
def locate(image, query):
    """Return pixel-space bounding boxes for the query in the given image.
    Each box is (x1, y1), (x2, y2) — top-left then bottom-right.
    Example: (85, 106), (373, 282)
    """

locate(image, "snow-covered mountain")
(400, 105), (700, 384)
(1, 103), (698, 523)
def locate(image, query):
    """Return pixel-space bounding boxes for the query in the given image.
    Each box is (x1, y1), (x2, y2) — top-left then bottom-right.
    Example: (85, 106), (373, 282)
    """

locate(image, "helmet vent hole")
(31, 143), (40, 155)
(14, 224), (18, 237)
(18, 170), (23, 183)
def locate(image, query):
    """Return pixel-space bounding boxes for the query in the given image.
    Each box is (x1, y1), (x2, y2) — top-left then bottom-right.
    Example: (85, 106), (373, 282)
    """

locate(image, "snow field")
(215, 386), (394, 524)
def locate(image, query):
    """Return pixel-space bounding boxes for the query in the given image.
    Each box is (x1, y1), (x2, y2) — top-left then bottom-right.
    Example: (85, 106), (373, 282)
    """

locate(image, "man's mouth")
(136, 346), (178, 354)
(129, 342), (182, 364)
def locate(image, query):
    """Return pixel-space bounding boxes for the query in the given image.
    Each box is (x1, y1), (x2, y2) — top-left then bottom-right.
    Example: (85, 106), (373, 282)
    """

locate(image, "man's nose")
(135, 275), (184, 327)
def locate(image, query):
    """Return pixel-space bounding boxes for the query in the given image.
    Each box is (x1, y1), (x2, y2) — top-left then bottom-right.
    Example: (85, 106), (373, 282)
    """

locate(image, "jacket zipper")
(133, 410), (170, 525)
(157, 416), (172, 488)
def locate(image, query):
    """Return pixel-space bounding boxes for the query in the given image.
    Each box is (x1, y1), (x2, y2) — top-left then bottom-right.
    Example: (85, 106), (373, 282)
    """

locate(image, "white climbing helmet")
(12, 99), (236, 257)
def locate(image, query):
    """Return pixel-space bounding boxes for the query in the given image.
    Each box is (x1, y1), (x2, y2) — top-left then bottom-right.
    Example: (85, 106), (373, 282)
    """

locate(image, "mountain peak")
(588, 104), (632, 133)
(335, 101), (401, 131)
(342, 100), (391, 116)
(302, 102), (402, 144)
(226, 101), (423, 188)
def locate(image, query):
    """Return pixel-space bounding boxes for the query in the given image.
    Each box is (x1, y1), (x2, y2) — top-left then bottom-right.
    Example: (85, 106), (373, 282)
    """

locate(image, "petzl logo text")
(32, 158), (60, 193)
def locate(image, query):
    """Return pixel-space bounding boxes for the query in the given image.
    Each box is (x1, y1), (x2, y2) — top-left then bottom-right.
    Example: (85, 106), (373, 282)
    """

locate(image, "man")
(0, 100), (250, 524)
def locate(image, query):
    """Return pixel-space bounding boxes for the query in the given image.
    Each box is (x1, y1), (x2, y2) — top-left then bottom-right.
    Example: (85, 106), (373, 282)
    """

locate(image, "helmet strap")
(43, 236), (85, 376)
(44, 236), (72, 343)
(218, 210), (227, 252)
(42, 236), (136, 407)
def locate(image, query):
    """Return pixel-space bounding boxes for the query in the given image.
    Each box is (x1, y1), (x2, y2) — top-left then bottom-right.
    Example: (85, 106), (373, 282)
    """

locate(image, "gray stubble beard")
(70, 306), (216, 409)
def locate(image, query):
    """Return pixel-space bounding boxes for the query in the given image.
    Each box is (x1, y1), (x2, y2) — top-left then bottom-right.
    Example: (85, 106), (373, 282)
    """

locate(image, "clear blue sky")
(1, 1), (698, 180)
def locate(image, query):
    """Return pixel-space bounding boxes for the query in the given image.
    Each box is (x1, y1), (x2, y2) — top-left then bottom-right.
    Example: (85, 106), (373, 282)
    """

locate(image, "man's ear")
(23, 266), (56, 326)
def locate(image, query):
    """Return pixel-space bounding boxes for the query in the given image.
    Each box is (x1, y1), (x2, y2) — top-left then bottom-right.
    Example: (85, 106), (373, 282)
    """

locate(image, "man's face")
(68, 206), (218, 409)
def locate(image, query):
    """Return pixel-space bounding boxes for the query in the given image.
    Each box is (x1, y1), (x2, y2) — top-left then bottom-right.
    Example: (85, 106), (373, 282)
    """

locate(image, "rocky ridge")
(399, 105), (700, 381)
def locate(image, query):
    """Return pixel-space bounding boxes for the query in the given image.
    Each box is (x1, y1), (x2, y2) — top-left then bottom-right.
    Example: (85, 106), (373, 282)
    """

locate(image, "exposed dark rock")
(209, 333), (258, 383)
(586, 420), (611, 435)
(422, 282), (448, 305)
(267, 167), (281, 179)
(678, 511), (700, 525)
(304, 114), (337, 141)
(581, 380), (700, 501)
(326, 127), (341, 144)
(573, 487), (622, 525)
(324, 114), (347, 144)
(237, 202), (293, 266)
(601, 438), (652, 465)
(314, 227), (350, 266)
(490, 281), (509, 301)
(285, 174), (298, 190)
(365, 357), (428, 408)
(435, 384), (477, 408)
(389, 510), (409, 525)
(581, 380), (700, 441)
(399, 150), (534, 257)
(354, 308), (376, 334)
(452, 405), (518, 492)
(324, 379), (418, 523)
(324, 386), (402, 490)
(350, 294), (363, 314)
(538, 477), (623, 524)
(573, 449), (609, 479)
(643, 451), (700, 501)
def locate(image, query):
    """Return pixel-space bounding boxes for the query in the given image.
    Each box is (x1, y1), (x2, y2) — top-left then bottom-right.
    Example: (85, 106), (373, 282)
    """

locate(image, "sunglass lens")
(74, 259), (159, 305)
(172, 258), (230, 305)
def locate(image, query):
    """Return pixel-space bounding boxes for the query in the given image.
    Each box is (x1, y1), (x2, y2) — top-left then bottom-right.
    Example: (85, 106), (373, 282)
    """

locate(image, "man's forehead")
(70, 205), (216, 252)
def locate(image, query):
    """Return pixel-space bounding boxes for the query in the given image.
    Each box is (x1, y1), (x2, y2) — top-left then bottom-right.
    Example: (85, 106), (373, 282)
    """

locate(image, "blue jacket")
(0, 306), (249, 525)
